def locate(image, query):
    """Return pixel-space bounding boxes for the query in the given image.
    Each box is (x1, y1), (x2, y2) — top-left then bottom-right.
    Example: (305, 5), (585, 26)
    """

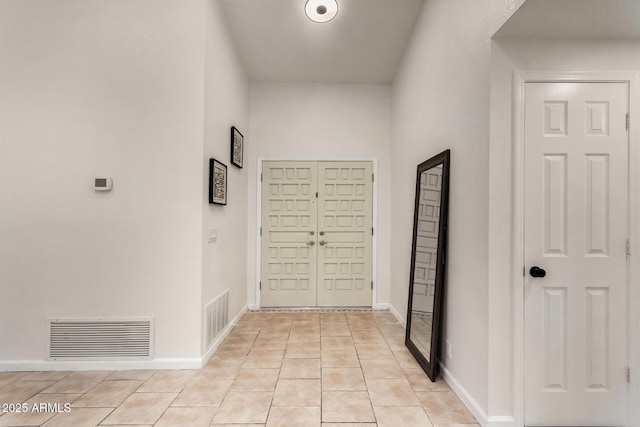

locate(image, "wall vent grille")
(48, 318), (153, 360)
(204, 290), (229, 351)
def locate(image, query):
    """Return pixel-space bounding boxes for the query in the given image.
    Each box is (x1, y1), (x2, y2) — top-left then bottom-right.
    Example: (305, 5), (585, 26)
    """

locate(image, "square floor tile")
(360, 358), (404, 379)
(373, 405), (433, 427)
(106, 370), (155, 381)
(321, 350), (360, 368)
(230, 368), (279, 391)
(0, 372), (28, 388)
(279, 358), (321, 379)
(73, 380), (141, 407)
(355, 344), (394, 359)
(213, 391), (273, 424)
(154, 406), (217, 427)
(19, 372), (71, 382)
(366, 378), (420, 406)
(322, 368), (366, 391)
(0, 381), (55, 402)
(266, 406), (320, 427)
(417, 391), (476, 424)
(272, 379), (321, 406)
(321, 336), (355, 350)
(321, 325), (351, 337)
(42, 407), (113, 427)
(321, 391), (375, 423)
(285, 342), (321, 359)
(403, 369), (450, 392)
(172, 377), (232, 406)
(100, 392), (177, 425)
(391, 348), (422, 369)
(136, 370), (195, 393)
(243, 350), (284, 368)
(42, 371), (112, 394)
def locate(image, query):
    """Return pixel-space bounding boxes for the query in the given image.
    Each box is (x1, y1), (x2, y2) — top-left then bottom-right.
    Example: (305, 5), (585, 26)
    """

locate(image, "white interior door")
(412, 165), (442, 313)
(261, 161), (317, 307)
(261, 161), (373, 307)
(317, 162), (373, 307)
(524, 82), (629, 426)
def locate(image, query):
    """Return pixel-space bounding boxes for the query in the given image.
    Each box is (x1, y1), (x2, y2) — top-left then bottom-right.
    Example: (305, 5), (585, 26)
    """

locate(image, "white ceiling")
(220, 0), (425, 84)
(494, 0), (640, 40)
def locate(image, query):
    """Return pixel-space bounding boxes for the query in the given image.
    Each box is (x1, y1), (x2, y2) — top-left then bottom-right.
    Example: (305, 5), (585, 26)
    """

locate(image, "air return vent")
(204, 290), (229, 352)
(48, 318), (153, 360)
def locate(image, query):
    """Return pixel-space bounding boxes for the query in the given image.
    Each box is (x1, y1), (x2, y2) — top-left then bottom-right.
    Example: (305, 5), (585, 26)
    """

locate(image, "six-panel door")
(524, 82), (629, 426)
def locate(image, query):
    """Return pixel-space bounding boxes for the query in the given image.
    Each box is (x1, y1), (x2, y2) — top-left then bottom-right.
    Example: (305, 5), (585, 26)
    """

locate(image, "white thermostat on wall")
(94, 177), (113, 191)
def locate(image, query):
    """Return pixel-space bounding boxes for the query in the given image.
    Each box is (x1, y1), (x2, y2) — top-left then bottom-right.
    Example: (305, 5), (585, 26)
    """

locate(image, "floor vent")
(204, 290), (229, 351)
(48, 318), (153, 360)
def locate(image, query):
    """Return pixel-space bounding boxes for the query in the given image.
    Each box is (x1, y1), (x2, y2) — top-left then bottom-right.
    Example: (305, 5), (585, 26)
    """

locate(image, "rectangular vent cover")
(204, 290), (229, 351)
(48, 318), (153, 360)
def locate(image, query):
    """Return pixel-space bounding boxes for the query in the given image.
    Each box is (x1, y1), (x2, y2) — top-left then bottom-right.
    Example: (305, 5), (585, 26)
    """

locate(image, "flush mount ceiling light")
(305, 0), (338, 23)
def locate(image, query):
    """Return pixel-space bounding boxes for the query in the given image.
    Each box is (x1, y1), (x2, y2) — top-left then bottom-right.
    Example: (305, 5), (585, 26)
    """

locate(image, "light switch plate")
(208, 228), (218, 243)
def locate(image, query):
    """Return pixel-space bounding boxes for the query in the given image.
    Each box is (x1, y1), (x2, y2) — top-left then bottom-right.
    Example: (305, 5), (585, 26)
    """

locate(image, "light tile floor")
(0, 310), (478, 426)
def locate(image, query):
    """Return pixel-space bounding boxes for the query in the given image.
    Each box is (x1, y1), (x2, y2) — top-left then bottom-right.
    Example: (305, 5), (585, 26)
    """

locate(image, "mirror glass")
(405, 150), (450, 381)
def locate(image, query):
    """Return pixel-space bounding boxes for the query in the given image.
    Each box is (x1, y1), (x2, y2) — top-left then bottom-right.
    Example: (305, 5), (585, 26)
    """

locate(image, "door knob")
(307, 241), (315, 246)
(529, 266), (546, 278)
(319, 241), (326, 246)
(309, 231), (315, 236)
(319, 231), (325, 236)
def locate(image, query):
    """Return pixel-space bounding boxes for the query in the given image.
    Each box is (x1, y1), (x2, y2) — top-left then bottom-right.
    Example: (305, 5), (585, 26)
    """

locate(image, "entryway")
(522, 81), (630, 426)
(260, 161), (373, 307)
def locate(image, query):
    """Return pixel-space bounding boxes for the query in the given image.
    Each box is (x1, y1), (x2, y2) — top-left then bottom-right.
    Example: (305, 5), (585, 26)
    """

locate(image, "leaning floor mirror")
(405, 149), (450, 381)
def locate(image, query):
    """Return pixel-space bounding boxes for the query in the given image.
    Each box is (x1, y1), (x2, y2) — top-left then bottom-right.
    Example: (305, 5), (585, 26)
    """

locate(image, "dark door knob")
(529, 266), (546, 278)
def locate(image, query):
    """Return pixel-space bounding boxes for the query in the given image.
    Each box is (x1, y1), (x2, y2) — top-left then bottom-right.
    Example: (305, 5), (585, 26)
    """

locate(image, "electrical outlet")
(446, 340), (452, 360)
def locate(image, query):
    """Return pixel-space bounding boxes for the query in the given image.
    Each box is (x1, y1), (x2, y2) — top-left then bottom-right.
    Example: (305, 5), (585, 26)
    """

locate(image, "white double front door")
(261, 161), (373, 307)
(523, 81), (629, 426)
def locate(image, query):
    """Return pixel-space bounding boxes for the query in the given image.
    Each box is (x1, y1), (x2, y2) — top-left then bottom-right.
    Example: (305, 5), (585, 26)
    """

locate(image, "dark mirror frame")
(405, 149), (450, 381)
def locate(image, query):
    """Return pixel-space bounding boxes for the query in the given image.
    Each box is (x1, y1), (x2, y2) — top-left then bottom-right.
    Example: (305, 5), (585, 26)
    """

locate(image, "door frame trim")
(255, 158), (379, 309)
(512, 71), (640, 427)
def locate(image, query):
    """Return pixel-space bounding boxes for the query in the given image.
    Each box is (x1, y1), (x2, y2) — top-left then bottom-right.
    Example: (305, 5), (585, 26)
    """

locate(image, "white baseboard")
(487, 415), (516, 427)
(247, 304), (259, 311)
(200, 304), (247, 367)
(0, 358), (202, 372)
(440, 363), (489, 427)
(373, 303), (389, 310)
(0, 305), (250, 373)
(388, 303), (406, 327)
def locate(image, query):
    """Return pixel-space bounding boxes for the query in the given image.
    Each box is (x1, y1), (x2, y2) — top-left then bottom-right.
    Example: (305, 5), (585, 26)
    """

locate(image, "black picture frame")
(405, 149), (450, 381)
(230, 126), (243, 168)
(209, 158), (227, 205)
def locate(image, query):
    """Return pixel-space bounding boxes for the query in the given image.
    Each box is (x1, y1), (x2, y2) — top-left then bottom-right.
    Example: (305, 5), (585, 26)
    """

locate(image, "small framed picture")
(230, 126), (243, 168)
(209, 158), (227, 205)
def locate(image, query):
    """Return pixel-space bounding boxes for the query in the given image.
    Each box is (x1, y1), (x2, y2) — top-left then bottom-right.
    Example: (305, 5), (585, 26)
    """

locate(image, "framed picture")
(230, 126), (243, 168)
(209, 158), (227, 205)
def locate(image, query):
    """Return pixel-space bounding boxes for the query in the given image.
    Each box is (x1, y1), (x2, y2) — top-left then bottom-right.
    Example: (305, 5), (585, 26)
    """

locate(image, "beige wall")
(246, 83), (392, 309)
(391, 0), (525, 422)
(0, 0), (249, 366)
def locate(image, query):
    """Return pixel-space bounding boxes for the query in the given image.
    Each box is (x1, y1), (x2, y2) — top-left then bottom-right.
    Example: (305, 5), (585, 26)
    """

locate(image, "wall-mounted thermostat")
(94, 177), (113, 191)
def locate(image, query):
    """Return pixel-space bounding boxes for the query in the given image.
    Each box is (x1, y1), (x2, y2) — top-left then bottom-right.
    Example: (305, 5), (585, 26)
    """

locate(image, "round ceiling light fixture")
(305, 0), (338, 23)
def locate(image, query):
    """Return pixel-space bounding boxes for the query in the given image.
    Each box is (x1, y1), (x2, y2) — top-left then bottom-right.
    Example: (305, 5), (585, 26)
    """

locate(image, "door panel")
(261, 161), (373, 307)
(261, 161), (317, 307)
(524, 82), (629, 426)
(317, 162), (373, 306)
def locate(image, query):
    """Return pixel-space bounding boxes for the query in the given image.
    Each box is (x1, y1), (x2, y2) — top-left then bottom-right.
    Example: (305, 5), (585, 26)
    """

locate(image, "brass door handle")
(307, 241), (315, 246)
(319, 241), (326, 246)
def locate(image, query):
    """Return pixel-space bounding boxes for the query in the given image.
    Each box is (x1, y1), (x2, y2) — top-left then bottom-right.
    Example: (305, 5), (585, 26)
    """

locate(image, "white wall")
(489, 37), (640, 425)
(0, 0), (249, 366)
(247, 83), (392, 308)
(202, 0), (249, 349)
(391, 0), (524, 422)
